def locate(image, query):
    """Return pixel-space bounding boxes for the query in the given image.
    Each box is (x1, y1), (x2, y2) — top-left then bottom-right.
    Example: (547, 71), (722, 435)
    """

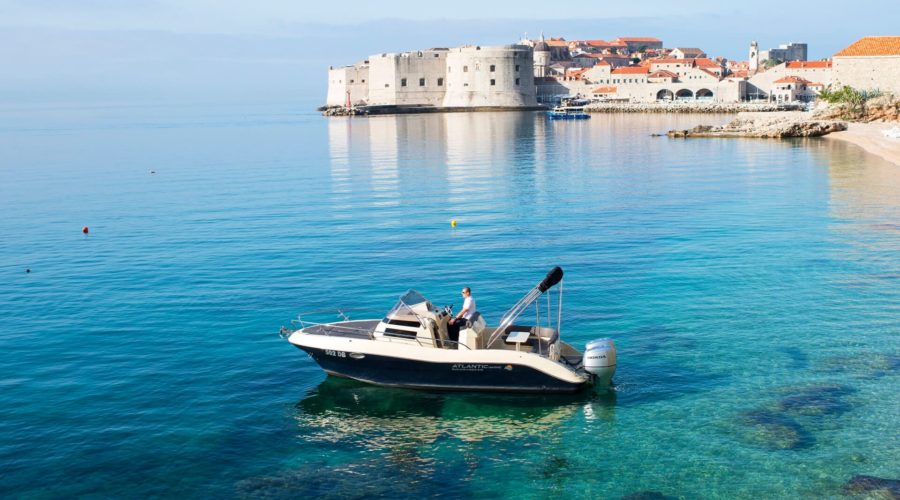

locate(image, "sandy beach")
(824, 122), (900, 167)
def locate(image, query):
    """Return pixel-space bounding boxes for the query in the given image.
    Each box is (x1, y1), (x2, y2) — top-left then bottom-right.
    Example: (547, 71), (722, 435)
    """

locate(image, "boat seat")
(465, 311), (481, 326)
(503, 326), (558, 355)
(543, 329), (559, 345)
(428, 318), (449, 349)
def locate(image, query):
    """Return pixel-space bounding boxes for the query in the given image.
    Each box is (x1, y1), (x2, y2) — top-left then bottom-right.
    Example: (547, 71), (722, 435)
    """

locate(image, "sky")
(1, 0), (898, 108)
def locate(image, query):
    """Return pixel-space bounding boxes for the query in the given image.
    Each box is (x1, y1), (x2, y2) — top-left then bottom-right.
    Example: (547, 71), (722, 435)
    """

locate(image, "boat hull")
(295, 344), (586, 393)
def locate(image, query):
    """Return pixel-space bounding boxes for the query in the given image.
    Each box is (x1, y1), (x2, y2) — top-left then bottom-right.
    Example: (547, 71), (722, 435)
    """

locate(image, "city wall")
(832, 56), (900, 95)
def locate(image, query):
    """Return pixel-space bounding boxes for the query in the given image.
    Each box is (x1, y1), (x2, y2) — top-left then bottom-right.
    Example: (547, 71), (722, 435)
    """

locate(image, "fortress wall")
(367, 50), (448, 106)
(326, 64), (369, 107)
(443, 45), (537, 107)
(833, 56), (900, 95)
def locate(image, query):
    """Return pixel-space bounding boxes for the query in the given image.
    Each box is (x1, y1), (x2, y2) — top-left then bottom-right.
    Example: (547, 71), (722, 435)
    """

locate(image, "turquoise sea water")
(1, 106), (898, 498)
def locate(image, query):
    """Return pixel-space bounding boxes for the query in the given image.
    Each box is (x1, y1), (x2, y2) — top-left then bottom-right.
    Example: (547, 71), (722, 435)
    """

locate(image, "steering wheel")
(443, 304), (454, 316)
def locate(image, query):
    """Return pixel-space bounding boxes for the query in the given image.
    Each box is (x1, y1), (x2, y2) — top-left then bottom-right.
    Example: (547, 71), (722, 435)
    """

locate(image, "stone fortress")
(325, 35), (900, 112)
(326, 45), (538, 110)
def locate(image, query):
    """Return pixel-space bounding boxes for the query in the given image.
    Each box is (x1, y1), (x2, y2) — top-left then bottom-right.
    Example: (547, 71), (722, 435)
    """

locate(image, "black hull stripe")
(300, 345), (585, 394)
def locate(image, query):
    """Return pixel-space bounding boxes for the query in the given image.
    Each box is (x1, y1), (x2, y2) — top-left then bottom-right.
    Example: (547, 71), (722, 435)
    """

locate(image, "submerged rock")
(737, 409), (814, 450)
(621, 491), (677, 500)
(819, 353), (900, 379)
(235, 460), (427, 499)
(776, 385), (855, 417)
(842, 474), (900, 499)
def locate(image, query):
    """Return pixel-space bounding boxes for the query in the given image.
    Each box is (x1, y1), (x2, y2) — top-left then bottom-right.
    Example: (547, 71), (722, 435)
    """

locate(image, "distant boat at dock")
(547, 100), (590, 120)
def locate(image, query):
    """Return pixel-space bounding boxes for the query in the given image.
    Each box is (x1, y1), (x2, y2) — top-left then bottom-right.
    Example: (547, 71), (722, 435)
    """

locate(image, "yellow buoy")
(450, 219), (457, 227)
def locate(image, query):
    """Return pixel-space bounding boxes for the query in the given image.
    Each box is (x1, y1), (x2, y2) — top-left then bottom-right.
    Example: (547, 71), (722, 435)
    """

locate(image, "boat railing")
(279, 308), (381, 340)
(280, 306), (477, 350)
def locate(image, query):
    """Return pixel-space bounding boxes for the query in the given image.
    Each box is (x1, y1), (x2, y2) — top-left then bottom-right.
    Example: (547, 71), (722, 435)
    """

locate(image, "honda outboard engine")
(583, 338), (617, 387)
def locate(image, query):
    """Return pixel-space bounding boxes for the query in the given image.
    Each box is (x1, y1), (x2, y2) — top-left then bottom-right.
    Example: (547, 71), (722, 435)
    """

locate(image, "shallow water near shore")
(1, 106), (898, 498)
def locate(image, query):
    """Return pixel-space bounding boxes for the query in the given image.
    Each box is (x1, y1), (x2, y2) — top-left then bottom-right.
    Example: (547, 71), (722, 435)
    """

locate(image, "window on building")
(515, 78), (520, 85)
(361, 79), (365, 83)
(463, 66), (468, 72)
(490, 79), (496, 86)
(464, 83), (469, 87)
(490, 64), (496, 72)
(419, 78), (425, 86)
(349, 79), (354, 83)
(515, 65), (520, 72)
(437, 77), (444, 86)
(384, 83), (389, 88)
(401, 78), (407, 87)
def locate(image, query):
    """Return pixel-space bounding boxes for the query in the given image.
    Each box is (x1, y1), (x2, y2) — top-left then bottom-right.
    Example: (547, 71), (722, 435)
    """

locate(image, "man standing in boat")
(448, 287), (477, 343)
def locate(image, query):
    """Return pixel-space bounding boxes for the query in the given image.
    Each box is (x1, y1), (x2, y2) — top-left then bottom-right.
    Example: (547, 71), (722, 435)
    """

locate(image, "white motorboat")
(280, 267), (616, 393)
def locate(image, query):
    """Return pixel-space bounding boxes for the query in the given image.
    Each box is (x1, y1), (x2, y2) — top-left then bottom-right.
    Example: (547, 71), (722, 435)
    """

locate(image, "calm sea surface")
(0, 105), (898, 498)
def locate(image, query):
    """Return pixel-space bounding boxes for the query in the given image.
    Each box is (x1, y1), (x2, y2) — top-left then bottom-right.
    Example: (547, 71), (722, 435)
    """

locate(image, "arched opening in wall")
(696, 88), (713, 100)
(676, 89), (694, 100)
(656, 89), (674, 101)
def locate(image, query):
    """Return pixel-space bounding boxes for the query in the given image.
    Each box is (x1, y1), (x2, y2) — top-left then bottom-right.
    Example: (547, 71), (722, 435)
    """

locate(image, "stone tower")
(533, 32), (551, 78)
(749, 40), (759, 74)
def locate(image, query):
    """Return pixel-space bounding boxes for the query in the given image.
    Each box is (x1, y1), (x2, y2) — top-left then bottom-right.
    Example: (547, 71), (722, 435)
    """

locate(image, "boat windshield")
(399, 289), (428, 306)
(385, 289), (432, 320)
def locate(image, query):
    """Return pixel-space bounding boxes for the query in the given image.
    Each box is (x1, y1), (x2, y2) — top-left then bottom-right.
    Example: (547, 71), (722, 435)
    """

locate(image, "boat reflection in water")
(293, 377), (617, 453)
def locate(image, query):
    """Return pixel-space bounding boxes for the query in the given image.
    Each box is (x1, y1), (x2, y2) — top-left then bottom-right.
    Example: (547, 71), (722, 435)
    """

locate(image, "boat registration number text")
(324, 350), (346, 358)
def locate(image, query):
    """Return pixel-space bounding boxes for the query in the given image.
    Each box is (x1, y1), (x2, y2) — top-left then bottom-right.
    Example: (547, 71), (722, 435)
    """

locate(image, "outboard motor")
(583, 338), (617, 387)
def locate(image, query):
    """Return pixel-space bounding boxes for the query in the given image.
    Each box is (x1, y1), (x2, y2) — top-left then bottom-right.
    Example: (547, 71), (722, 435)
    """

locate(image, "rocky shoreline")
(666, 112), (847, 138)
(585, 102), (802, 114)
(320, 106), (368, 117)
(320, 101), (804, 116)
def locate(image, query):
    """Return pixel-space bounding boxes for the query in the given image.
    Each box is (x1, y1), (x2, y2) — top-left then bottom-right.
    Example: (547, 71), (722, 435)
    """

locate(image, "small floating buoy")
(82, 226), (89, 234)
(450, 219), (457, 228)
(26, 268), (31, 273)
(150, 170), (156, 175)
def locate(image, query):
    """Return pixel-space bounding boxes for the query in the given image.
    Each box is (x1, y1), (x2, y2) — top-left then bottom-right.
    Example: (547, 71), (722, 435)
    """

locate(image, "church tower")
(533, 32), (551, 78)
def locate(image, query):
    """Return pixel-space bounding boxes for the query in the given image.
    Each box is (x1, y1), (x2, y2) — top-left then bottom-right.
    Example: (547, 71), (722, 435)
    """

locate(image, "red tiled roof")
(774, 76), (812, 84)
(785, 61), (832, 68)
(675, 47), (705, 55)
(694, 58), (721, 68)
(611, 66), (650, 74)
(616, 37), (661, 43)
(567, 68), (589, 78)
(593, 60), (612, 66)
(834, 36), (900, 57)
(592, 86), (618, 94)
(730, 70), (749, 78)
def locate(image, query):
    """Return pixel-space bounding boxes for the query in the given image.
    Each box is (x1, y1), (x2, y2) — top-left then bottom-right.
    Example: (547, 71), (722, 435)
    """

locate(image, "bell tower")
(749, 40), (759, 74)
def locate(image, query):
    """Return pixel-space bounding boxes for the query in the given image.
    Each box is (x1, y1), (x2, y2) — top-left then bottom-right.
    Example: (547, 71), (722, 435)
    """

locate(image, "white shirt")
(462, 296), (476, 319)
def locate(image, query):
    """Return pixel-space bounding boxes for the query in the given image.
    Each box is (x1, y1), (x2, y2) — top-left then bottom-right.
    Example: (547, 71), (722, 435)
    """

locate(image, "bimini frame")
(486, 266), (564, 349)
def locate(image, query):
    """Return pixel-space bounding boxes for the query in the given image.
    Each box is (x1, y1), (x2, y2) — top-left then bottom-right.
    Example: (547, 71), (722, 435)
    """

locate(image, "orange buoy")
(82, 226), (89, 234)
